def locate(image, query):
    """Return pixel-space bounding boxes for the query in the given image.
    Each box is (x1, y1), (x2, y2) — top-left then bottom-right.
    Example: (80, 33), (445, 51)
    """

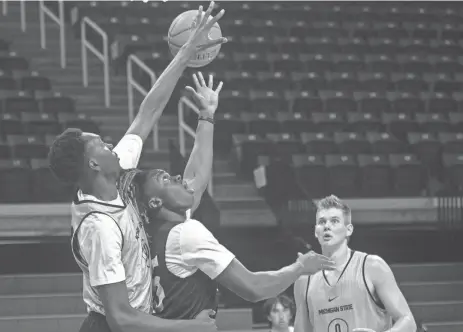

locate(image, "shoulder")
(364, 254), (393, 282)
(79, 213), (122, 240)
(113, 134), (143, 170)
(179, 219), (215, 248)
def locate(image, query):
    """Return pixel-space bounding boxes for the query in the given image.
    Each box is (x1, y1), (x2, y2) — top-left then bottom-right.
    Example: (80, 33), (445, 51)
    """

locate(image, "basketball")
(168, 10), (222, 68)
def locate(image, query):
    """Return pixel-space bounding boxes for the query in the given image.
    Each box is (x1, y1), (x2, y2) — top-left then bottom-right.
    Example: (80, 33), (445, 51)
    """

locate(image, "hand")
(183, 1), (227, 54)
(296, 251), (336, 275)
(193, 309), (218, 332)
(353, 329), (377, 332)
(186, 72), (223, 115)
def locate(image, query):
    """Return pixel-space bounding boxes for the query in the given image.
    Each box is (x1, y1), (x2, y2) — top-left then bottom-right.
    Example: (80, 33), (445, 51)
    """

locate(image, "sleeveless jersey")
(70, 169), (152, 315)
(151, 221), (219, 319)
(306, 251), (392, 332)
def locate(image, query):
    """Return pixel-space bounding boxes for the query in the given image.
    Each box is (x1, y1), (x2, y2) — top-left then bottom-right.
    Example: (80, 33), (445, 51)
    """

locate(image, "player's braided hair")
(48, 128), (86, 185)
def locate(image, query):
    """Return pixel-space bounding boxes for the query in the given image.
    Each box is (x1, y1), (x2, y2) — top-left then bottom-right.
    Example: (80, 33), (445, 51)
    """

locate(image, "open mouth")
(323, 234), (333, 241)
(183, 180), (195, 194)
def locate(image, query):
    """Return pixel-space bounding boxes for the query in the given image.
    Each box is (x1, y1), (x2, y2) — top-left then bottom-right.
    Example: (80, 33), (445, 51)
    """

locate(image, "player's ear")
(346, 223), (354, 237)
(148, 197), (163, 210)
(88, 158), (100, 171)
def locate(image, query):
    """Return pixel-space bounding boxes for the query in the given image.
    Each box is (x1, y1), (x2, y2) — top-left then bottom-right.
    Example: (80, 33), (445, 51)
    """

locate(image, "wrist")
(293, 260), (305, 276)
(199, 109), (215, 118)
(177, 45), (193, 65)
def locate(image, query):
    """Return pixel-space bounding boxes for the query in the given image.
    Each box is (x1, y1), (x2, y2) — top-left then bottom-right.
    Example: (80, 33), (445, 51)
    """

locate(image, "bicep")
(369, 256), (414, 321)
(294, 277), (312, 332)
(113, 134), (143, 169)
(97, 281), (132, 321)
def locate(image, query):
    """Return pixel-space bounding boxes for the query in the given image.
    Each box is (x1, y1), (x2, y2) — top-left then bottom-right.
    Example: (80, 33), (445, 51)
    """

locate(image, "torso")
(305, 251), (392, 332)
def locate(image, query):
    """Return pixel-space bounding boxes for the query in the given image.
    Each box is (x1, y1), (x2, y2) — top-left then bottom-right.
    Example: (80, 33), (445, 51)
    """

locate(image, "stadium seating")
(0, 40), (98, 203)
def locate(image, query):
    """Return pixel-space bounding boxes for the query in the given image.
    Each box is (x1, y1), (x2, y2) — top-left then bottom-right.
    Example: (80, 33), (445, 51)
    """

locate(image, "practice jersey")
(70, 135), (153, 315)
(150, 218), (234, 319)
(306, 251), (392, 332)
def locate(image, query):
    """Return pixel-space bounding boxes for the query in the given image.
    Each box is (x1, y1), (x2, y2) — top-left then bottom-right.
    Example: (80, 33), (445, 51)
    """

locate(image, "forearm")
(183, 110), (214, 190)
(126, 47), (190, 141)
(386, 315), (416, 332)
(251, 261), (304, 302)
(111, 308), (206, 332)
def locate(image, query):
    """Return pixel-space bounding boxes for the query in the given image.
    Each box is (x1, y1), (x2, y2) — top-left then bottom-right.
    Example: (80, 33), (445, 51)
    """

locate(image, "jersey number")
(328, 318), (348, 332)
(152, 257), (165, 312)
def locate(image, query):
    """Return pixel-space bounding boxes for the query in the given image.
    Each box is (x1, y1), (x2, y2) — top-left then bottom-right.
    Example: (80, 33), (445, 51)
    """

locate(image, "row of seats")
(0, 158), (74, 203)
(0, 70), (51, 91)
(0, 112), (99, 138)
(211, 112), (463, 144)
(257, 151), (463, 198)
(231, 131), (463, 177)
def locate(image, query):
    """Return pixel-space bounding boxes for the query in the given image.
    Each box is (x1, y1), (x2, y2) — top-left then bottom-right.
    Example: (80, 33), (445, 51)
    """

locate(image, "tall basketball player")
(48, 3), (226, 332)
(293, 195), (417, 332)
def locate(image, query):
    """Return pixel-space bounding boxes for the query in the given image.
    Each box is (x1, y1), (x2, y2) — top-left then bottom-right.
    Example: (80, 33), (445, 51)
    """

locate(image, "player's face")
(143, 170), (195, 212)
(315, 208), (353, 248)
(268, 302), (292, 329)
(83, 133), (120, 177)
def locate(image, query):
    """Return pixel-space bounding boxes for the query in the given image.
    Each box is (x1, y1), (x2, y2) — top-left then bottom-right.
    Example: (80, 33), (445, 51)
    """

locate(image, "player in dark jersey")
(131, 73), (336, 320)
(293, 195), (417, 332)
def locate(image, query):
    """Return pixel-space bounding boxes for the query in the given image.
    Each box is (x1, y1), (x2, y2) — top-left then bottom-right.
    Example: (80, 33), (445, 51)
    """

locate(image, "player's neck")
(80, 175), (119, 201)
(157, 208), (187, 223)
(322, 243), (350, 268)
(271, 326), (291, 332)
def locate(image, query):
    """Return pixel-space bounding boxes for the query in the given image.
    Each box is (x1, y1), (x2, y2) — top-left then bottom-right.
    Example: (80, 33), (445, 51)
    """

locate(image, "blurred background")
(0, 1), (462, 332)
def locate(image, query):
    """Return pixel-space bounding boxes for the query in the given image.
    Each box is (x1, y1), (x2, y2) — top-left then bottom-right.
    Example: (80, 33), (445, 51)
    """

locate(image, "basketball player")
(293, 195), (417, 332)
(48, 3), (226, 332)
(263, 294), (295, 332)
(131, 72), (336, 320)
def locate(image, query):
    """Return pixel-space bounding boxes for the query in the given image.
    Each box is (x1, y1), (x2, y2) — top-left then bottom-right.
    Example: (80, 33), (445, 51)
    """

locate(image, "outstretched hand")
(296, 251), (336, 275)
(184, 1), (227, 53)
(186, 72), (223, 114)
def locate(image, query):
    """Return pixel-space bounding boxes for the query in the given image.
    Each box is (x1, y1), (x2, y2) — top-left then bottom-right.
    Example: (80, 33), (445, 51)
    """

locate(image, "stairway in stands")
(1, 2), (275, 227)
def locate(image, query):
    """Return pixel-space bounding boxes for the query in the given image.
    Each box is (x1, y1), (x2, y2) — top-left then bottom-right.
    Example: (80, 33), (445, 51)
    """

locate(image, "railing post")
(2, 0), (7, 16)
(81, 17), (110, 107)
(39, 0), (66, 68)
(19, 0), (26, 32)
(127, 55), (159, 151)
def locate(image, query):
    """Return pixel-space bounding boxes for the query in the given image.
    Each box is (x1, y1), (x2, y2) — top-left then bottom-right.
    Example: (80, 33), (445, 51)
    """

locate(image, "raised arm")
(125, 2), (226, 142)
(294, 276), (313, 332)
(183, 73), (223, 213)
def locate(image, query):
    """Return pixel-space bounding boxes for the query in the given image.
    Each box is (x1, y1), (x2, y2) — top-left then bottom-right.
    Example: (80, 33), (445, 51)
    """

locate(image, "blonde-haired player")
(293, 195), (417, 332)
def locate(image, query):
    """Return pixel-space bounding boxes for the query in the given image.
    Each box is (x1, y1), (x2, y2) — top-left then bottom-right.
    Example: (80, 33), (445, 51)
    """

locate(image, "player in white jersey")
(293, 195), (417, 332)
(48, 3), (226, 332)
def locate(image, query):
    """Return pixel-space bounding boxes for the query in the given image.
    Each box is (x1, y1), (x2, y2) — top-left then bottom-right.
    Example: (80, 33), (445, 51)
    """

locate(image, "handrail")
(19, 0), (25, 32)
(2, 0), (7, 16)
(127, 54), (159, 151)
(39, 0), (66, 68)
(81, 16), (110, 107)
(178, 96), (213, 196)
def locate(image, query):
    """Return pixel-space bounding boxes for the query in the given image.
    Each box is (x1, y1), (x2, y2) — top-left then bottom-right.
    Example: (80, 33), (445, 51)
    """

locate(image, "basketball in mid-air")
(168, 10), (222, 68)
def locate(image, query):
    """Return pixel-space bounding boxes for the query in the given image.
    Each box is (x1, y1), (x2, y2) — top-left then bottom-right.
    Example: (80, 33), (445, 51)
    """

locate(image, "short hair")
(263, 294), (295, 320)
(316, 194), (352, 224)
(48, 128), (86, 185)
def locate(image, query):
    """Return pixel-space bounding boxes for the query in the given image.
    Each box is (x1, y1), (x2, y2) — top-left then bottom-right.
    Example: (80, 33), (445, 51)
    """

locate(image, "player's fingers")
(192, 74), (201, 90)
(215, 81), (223, 93)
(198, 72), (206, 87)
(185, 86), (202, 103)
(203, 1), (214, 23)
(207, 9), (225, 28)
(197, 37), (227, 51)
(208, 74), (213, 89)
(195, 6), (203, 29)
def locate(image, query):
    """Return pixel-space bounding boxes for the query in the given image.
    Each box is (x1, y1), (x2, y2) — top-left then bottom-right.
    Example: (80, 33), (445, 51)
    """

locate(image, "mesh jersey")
(306, 251), (392, 332)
